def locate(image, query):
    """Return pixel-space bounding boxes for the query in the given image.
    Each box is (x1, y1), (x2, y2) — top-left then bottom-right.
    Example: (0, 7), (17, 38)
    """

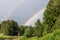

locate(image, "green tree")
(1, 20), (10, 35)
(19, 25), (26, 36)
(43, 0), (60, 33)
(8, 20), (19, 36)
(52, 15), (60, 31)
(42, 23), (48, 36)
(34, 19), (44, 37)
(1, 20), (20, 36)
(0, 24), (1, 33)
(24, 25), (33, 37)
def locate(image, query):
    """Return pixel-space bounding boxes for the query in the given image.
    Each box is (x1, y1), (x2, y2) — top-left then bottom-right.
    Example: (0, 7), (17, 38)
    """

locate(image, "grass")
(39, 29), (60, 40)
(19, 29), (60, 40)
(0, 29), (60, 40)
(0, 35), (20, 40)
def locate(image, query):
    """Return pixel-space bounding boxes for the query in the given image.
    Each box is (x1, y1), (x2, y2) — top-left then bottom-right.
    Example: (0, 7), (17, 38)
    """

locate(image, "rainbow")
(2, 0), (25, 20)
(1, 0), (46, 26)
(23, 8), (46, 26)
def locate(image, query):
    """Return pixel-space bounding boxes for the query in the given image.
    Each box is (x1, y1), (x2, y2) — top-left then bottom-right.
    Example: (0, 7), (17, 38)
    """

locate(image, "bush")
(39, 30), (60, 40)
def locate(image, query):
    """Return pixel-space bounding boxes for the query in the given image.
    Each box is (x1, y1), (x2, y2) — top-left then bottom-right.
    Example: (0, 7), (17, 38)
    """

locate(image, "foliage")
(8, 20), (20, 36)
(34, 19), (44, 37)
(52, 15), (60, 31)
(42, 23), (48, 36)
(1, 20), (10, 35)
(24, 25), (33, 37)
(0, 24), (1, 33)
(19, 26), (26, 36)
(16, 30), (60, 40)
(0, 20), (20, 36)
(39, 30), (60, 40)
(43, 0), (60, 33)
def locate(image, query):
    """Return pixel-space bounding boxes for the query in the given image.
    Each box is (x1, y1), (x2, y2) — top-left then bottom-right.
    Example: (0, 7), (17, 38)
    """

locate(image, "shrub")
(39, 30), (60, 40)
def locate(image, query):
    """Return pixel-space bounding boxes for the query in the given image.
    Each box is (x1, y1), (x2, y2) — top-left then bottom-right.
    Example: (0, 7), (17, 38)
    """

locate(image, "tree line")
(0, 19), (44, 37)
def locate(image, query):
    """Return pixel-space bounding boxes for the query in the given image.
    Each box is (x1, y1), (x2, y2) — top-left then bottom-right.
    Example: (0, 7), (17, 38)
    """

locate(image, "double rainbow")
(24, 8), (46, 26)
(2, 0), (46, 26)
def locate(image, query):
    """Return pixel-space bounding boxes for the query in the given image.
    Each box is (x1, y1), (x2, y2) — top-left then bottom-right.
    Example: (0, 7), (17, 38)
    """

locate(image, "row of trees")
(0, 18), (54, 37)
(0, 19), (44, 37)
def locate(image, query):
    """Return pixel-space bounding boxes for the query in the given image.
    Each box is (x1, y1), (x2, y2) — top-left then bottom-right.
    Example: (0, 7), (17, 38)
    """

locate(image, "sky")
(0, 0), (49, 26)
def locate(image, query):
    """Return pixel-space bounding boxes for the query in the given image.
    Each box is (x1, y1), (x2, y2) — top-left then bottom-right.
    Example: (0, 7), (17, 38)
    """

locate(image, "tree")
(34, 19), (44, 37)
(19, 25), (26, 36)
(1, 20), (20, 36)
(42, 23), (48, 36)
(52, 15), (60, 31)
(8, 20), (19, 36)
(1, 20), (10, 35)
(43, 0), (60, 33)
(0, 24), (1, 33)
(24, 25), (33, 37)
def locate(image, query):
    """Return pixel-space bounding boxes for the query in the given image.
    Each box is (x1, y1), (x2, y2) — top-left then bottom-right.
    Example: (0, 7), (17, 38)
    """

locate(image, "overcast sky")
(0, 0), (49, 25)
